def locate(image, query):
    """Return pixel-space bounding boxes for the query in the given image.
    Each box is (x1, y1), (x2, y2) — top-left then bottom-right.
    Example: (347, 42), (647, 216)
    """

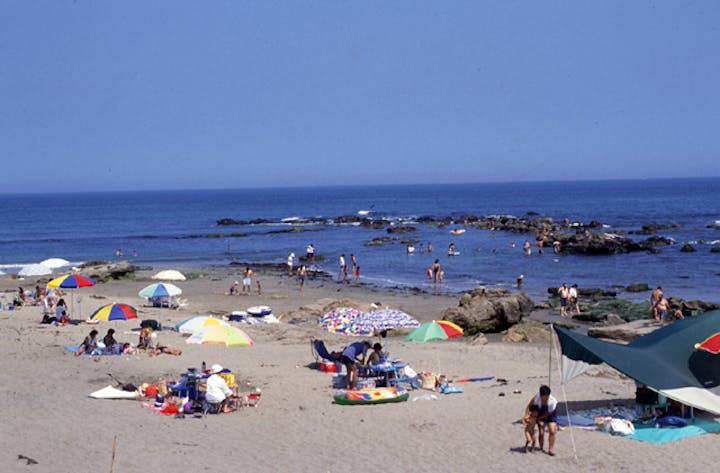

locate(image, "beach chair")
(310, 338), (340, 363)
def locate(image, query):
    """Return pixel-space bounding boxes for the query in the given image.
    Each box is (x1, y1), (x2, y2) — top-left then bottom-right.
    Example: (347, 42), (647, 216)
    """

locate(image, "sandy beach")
(1, 266), (719, 473)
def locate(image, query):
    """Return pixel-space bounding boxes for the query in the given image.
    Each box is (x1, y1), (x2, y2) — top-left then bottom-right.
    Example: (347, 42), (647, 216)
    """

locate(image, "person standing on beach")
(306, 244), (315, 263)
(569, 284), (580, 316)
(287, 252), (295, 276)
(526, 385), (558, 456)
(432, 259), (441, 284)
(339, 254), (348, 283)
(650, 286), (663, 320)
(297, 265), (307, 291)
(557, 283), (569, 317)
(242, 267), (253, 295)
(350, 254), (357, 276)
(340, 340), (371, 389)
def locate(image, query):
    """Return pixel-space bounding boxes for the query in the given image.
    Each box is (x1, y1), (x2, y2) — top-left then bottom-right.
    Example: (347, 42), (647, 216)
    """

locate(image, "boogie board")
(334, 387), (409, 405)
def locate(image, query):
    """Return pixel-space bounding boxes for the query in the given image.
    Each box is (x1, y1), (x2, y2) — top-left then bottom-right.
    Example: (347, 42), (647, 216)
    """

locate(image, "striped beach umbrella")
(186, 325), (254, 347)
(47, 274), (96, 289)
(138, 282), (182, 298)
(175, 315), (228, 334)
(90, 303), (138, 321)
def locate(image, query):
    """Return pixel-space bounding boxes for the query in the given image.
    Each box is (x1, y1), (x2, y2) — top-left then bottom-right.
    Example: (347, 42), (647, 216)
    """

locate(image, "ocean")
(1, 178), (718, 303)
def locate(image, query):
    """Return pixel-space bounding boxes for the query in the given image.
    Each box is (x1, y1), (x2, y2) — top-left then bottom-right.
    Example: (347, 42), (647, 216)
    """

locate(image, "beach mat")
(64, 345), (119, 356)
(628, 418), (720, 444)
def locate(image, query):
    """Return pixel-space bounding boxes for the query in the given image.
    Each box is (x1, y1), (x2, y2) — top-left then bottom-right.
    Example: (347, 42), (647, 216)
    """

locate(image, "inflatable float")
(334, 387), (409, 405)
(450, 229), (466, 235)
(246, 305), (273, 316)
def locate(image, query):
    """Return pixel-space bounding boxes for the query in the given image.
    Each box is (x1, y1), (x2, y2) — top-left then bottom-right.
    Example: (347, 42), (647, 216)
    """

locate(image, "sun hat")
(211, 364), (223, 374)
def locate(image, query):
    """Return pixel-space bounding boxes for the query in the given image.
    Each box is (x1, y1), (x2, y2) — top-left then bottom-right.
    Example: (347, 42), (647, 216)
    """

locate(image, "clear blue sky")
(2, 1), (719, 193)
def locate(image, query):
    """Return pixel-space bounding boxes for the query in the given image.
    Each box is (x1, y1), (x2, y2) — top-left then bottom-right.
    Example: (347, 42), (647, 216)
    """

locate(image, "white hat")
(211, 364), (223, 374)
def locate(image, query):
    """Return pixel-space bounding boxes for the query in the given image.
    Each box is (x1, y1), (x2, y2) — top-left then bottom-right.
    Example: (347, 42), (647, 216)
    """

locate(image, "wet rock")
(625, 283), (650, 293)
(587, 319), (662, 342)
(386, 226), (417, 234)
(78, 260), (135, 282)
(680, 243), (697, 252)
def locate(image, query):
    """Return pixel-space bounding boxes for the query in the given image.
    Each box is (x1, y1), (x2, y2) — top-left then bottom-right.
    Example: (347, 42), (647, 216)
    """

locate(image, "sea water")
(0, 178), (718, 303)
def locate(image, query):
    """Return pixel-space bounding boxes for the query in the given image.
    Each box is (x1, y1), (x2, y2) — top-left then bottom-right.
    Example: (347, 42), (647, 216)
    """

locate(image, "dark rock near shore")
(441, 286), (534, 334)
(587, 319), (662, 342)
(680, 243), (697, 252)
(625, 283), (650, 293)
(386, 226), (417, 234)
(79, 260), (135, 282)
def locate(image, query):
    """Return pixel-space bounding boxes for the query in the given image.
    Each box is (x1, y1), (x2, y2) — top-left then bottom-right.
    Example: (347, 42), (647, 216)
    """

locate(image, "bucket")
(320, 361), (337, 373)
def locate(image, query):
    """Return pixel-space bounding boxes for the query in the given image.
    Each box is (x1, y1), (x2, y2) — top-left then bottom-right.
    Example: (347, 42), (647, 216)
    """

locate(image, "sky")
(1, 1), (719, 193)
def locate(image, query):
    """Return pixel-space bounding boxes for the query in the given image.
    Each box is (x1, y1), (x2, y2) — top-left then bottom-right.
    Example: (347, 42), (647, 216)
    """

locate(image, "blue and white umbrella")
(138, 282), (182, 298)
(354, 309), (420, 333)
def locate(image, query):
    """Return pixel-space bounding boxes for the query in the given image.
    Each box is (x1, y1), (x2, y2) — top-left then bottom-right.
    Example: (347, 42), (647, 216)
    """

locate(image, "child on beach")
(523, 404), (540, 452)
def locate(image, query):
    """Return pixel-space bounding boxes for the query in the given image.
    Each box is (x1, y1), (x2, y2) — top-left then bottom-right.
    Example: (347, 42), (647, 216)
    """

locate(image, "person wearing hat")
(204, 364), (234, 413)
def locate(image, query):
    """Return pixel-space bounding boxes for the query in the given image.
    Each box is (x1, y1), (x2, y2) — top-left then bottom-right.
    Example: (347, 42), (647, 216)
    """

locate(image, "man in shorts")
(340, 341), (371, 389)
(558, 283), (569, 317)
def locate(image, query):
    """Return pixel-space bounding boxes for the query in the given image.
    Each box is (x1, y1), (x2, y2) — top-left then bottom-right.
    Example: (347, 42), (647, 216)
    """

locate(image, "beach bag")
(609, 418), (635, 436)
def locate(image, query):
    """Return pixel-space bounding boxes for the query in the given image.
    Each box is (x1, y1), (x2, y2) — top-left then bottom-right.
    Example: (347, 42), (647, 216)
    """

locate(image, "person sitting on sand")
(228, 281), (239, 296)
(526, 385), (558, 456)
(523, 404), (540, 452)
(341, 340), (371, 389)
(204, 364), (234, 413)
(367, 343), (384, 366)
(103, 328), (119, 354)
(55, 298), (70, 325)
(76, 329), (99, 356)
(138, 326), (154, 349)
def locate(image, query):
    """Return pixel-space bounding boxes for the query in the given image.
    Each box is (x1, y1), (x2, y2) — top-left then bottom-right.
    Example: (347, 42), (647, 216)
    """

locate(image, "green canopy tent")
(554, 309), (720, 415)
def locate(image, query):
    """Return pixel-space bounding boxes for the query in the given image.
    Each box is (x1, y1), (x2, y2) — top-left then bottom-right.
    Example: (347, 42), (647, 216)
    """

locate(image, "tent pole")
(548, 323), (553, 386)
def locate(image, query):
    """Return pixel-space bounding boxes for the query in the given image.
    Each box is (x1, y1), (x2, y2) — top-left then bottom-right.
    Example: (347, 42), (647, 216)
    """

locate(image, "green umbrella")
(405, 322), (449, 343)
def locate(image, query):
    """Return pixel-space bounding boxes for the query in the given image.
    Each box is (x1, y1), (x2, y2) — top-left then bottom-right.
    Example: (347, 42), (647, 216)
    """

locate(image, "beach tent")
(554, 310), (720, 415)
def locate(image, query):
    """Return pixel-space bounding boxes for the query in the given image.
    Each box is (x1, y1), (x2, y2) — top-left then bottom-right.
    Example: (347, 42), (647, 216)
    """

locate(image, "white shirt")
(205, 374), (233, 403)
(533, 393), (558, 413)
(569, 287), (578, 299)
(287, 253), (295, 266)
(339, 256), (345, 267)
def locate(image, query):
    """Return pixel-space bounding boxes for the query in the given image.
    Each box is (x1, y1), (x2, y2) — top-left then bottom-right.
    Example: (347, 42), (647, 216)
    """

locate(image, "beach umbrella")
(186, 325), (254, 347)
(18, 263), (52, 277)
(47, 274), (96, 288)
(40, 258), (70, 269)
(436, 320), (464, 338)
(90, 303), (138, 321)
(138, 282), (182, 298)
(318, 307), (365, 335)
(405, 322), (449, 343)
(175, 315), (229, 334)
(152, 269), (187, 281)
(47, 274), (96, 319)
(355, 309), (420, 333)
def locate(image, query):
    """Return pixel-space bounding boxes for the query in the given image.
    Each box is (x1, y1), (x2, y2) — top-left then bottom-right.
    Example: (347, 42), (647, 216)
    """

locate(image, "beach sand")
(1, 267), (719, 472)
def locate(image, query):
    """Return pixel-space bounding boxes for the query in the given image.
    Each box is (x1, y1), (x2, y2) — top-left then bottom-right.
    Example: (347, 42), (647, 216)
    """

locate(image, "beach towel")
(628, 418), (720, 444)
(64, 345), (120, 356)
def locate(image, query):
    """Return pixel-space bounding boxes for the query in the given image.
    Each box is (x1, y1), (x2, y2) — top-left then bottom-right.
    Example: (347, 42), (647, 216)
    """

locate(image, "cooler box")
(320, 361), (338, 373)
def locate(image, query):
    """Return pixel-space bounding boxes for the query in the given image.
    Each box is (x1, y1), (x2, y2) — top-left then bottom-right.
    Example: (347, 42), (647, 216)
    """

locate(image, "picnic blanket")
(64, 345), (120, 356)
(628, 418), (720, 444)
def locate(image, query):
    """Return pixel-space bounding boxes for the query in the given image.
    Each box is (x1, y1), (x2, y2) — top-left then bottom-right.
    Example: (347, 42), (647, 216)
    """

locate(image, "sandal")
(547, 451), (556, 457)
